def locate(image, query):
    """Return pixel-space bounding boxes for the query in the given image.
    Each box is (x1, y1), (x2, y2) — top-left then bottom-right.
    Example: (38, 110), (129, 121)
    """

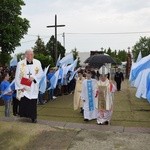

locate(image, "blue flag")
(39, 65), (50, 93)
(48, 68), (60, 90)
(136, 51), (142, 63)
(130, 54), (150, 81)
(146, 72), (150, 103)
(10, 55), (18, 67)
(56, 54), (61, 67)
(59, 53), (74, 67)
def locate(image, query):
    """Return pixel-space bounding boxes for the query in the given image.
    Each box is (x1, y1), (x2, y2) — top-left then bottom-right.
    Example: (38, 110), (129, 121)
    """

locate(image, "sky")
(14, 0), (150, 54)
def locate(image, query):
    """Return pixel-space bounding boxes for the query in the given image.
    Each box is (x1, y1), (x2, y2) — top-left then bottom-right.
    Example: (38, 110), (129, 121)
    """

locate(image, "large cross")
(27, 71), (32, 78)
(47, 14), (65, 63)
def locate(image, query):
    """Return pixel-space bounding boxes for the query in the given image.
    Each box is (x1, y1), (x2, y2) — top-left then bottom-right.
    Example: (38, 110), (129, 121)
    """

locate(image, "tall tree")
(0, 0), (30, 65)
(117, 50), (127, 62)
(16, 52), (24, 61)
(32, 36), (53, 67)
(72, 47), (80, 67)
(132, 36), (150, 61)
(34, 53), (53, 69)
(105, 48), (127, 65)
(106, 47), (112, 56)
(46, 35), (65, 63)
(32, 36), (46, 55)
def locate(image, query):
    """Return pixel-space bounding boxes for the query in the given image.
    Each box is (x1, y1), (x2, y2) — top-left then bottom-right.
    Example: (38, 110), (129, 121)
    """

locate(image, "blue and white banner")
(87, 80), (94, 111)
(39, 65), (50, 93)
(130, 54), (150, 81)
(59, 53), (74, 67)
(56, 54), (61, 67)
(48, 68), (60, 90)
(136, 51), (142, 63)
(146, 72), (150, 103)
(10, 55), (18, 67)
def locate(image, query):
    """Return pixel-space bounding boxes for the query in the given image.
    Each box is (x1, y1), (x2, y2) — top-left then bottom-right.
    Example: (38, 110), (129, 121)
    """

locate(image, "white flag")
(10, 55), (18, 67)
(136, 51), (142, 63)
(59, 53), (74, 66)
(39, 65), (50, 93)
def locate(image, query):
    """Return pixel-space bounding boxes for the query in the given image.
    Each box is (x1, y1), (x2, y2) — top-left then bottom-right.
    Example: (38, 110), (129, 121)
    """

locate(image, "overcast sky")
(14, 0), (150, 54)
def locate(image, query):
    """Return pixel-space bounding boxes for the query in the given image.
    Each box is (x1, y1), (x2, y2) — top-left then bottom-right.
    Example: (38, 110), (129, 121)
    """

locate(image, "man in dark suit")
(114, 68), (124, 91)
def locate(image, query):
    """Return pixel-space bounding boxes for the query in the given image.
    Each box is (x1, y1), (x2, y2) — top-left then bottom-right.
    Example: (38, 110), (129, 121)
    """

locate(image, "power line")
(21, 37), (50, 44)
(25, 31), (150, 37)
(66, 31), (150, 35)
(21, 39), (37, 43)
(21, 33), (64, 44)
(20, 31), (150, 44)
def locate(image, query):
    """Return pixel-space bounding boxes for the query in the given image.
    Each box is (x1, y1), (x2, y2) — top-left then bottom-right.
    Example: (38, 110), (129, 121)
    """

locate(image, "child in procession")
(0, 73), (13, 117)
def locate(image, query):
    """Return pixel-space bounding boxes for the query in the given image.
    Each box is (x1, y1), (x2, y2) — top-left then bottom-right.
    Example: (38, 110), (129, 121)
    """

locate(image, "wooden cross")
(47, 14), (65, 63)
(27, 71), (32, 78)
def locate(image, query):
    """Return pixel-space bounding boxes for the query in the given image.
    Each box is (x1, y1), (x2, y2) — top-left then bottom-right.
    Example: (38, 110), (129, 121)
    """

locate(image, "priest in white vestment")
(73, 70), (85, 112)
(97, 65), (116, 125)
(81, 70), (98, 121)
(15, 50), (43, 123)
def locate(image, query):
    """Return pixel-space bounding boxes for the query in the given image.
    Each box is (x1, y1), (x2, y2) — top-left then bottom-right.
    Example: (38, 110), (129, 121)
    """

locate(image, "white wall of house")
(78, 52), (90, 65)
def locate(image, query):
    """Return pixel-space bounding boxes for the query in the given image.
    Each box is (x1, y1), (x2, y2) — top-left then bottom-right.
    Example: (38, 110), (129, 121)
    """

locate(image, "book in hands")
(20, 77), (32, 87)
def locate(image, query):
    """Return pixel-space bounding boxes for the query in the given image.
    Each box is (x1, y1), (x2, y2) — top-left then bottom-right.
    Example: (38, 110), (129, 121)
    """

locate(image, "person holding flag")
(47, 67), (55, 101)
(81, 70), (98, 121)
(73, 70), (85, 114)
(38, 66), (49, 105)
(0, 72), (13, 117)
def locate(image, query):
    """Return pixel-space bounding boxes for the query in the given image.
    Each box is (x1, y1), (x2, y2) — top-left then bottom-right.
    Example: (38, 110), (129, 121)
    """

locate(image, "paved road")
(0, 117), (150, 150)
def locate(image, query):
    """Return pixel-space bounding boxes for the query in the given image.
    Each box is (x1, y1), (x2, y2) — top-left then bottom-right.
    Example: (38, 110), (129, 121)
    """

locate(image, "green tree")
(117, 50), (127, 62)
(32, 36), (46, 55)
(71, 47), (80, 67)
(16, 52), (24, 61)
(106, 47), (112, 56)
(132, 36), (150, 61)
(0, 0), (30, 65)
(105, 48), (127, 65)
(46, 35), (65, 63)
(0, 51), (11, 66)
(34, 53), (53, 69)
(111, 50), (117, 58)
(32, 36), (54, 67)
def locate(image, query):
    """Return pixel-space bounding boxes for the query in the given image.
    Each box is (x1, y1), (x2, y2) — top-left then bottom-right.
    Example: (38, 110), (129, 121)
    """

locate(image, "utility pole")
(47, 14), (65, 63)
(62, 32), (65, 48)
(126, 47), (132, 78)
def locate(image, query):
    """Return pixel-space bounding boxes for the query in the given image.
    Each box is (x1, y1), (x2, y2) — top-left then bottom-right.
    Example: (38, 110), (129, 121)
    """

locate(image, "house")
(78, 52), (90, 65)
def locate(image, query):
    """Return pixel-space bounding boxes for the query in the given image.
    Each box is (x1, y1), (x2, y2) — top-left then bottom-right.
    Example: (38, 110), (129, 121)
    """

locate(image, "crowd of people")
(0, 50), (77, 123)
(74, 66), (117, 125)
(0, 50), (124, 125)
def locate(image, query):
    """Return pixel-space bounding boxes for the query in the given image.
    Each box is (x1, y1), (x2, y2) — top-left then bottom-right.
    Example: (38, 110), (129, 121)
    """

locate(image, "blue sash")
(87, 80), (94, 111)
